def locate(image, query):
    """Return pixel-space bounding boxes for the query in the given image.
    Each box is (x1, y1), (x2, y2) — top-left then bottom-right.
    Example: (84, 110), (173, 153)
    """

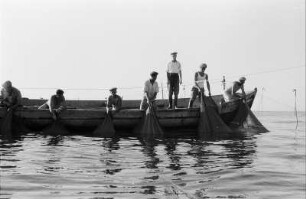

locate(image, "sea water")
(0, 112), (305, 199)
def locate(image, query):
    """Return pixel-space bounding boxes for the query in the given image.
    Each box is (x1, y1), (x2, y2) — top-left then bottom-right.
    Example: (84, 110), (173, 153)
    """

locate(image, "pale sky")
(0, 0), (305, 111)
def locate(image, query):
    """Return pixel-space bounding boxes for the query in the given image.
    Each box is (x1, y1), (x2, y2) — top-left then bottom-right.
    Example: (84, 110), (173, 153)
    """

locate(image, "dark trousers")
(168, 73), (179, 107)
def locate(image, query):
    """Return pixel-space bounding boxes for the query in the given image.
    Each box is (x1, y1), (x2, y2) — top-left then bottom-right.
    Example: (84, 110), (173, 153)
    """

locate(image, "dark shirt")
(0, 87), (22, 108)
(49, 95), (66, 109)
(107, 95), (122, 110)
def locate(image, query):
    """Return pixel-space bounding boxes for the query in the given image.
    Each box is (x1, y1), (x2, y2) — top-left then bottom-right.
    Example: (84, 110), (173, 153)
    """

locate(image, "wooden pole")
(222, 76), (226, 90)
(293, 89), (298, 130)
(161, 82), (164, 100)
(260, 87), (265, 112)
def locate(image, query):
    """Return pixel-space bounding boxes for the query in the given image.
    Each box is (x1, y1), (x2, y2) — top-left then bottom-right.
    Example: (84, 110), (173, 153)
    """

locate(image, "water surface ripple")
(0, 112), (305, 199)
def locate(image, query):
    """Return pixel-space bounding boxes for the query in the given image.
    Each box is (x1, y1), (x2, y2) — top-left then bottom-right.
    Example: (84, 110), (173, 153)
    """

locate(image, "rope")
(19, 87), (142, 91)
(18, 65), (305, 92)
(18, 64), (304, 102)
(221, 65), (305, 80)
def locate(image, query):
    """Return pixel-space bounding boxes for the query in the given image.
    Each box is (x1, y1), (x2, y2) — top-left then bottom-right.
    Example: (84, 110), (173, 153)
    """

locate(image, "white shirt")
(195, 72), (208, 89)
(167, 61), (181, 74)
(144, 79), (159, 99)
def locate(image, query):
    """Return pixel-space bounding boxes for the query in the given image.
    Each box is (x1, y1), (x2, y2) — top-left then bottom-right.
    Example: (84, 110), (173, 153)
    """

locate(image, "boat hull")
(0, 89), (257, 135)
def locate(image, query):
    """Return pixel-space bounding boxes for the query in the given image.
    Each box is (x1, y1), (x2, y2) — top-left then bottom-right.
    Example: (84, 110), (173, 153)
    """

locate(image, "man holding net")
(188, 63), (211, 108)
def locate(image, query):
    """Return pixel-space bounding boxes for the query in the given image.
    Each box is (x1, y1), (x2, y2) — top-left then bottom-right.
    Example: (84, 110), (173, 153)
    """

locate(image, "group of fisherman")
(0, 51), (247, 120)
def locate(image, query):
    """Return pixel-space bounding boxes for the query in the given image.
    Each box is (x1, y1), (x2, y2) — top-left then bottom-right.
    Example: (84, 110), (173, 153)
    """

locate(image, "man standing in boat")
(38, 89), (66, 120)
(106, 87), (122, 113)
(188, 63), (212, 108)
(140, 71), (159, 110)
(167, 52), (182, 109)
(0, 81), (22, 111)
(223, 77), (246, 102)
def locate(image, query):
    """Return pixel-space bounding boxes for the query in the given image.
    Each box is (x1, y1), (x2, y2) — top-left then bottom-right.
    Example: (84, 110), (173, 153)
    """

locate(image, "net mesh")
(244, 107), (269, 133)
(43, 120), (69, 135)
(0, 109), (13, 138)
(93, 113), (116, 137)
(134, 105), (164, 139)
(198, 93), (232, 138)
(231, 101), (249, 127)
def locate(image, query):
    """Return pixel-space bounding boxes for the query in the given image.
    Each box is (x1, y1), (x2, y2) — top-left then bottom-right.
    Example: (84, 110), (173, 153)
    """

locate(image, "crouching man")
(39, 89), (66, 120)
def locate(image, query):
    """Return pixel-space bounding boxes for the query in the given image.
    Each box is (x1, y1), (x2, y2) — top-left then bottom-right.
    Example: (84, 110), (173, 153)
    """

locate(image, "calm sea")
(0, 111), (305, 199)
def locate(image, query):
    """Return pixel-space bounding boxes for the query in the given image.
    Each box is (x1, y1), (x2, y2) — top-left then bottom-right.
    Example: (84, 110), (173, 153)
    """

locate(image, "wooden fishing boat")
(0, 89), (257, 136)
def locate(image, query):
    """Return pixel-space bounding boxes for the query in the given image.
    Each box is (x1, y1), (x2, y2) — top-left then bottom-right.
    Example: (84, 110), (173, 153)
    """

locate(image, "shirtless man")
(223, 77), (246, 102)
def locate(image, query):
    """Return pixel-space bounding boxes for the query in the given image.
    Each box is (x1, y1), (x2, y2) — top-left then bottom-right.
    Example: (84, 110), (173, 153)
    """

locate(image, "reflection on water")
(0, 112), (305, 198)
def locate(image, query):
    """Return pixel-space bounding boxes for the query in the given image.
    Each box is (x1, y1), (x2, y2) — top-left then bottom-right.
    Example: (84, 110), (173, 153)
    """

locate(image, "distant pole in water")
(222, 76), (226, 90)
(260, 87), (265, 112)
(292, 89), (298, 130)
(161, 82), (164, 100)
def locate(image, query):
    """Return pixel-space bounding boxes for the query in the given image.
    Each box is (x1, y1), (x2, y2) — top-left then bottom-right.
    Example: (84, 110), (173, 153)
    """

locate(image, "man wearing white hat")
(223, 77), (246, 102)
(167, 52), (182, 109)
(140, 71), (159, 110)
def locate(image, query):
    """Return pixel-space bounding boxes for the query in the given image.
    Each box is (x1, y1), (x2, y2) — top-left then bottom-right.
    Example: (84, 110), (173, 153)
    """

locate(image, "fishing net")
(198, 93), (232, 138)
(43, 119), (69, 135)
(198, 96), (213, 137)
(134, 105), (164, 139)
(230, 100), (249, 127)
(93, 112), (116, 137)
(231, 100), (268, 133)
(13, 117), (31, 134)
(0, 109), (13, 138)
(244, 107), (269, 133)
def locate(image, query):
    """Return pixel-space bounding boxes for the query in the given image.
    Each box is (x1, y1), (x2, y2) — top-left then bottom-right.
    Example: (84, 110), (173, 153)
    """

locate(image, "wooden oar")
(93, 111), (115, 137)
(134, 102), (164, 139)
(198, 92), (232, 139)
(0, 108), (13, 139)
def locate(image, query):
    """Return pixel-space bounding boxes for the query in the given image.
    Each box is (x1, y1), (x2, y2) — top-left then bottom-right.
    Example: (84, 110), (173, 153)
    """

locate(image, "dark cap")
(56, 89), (64, 95)
(239, 77), (246, 82)
(150, 71), (158, 76)
(109, 87), (117, 92)
(170, 52), (178, 55)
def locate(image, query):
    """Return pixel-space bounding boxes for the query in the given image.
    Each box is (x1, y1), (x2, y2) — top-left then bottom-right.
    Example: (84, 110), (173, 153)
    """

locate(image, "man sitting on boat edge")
(0, 81), (22, 111)
(38, 89), (66, 120)
(223, 77), (246, 102)
(106, 87), (122, 113)
(188, 63), (211, 108)
(140, 71), (159, 110)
